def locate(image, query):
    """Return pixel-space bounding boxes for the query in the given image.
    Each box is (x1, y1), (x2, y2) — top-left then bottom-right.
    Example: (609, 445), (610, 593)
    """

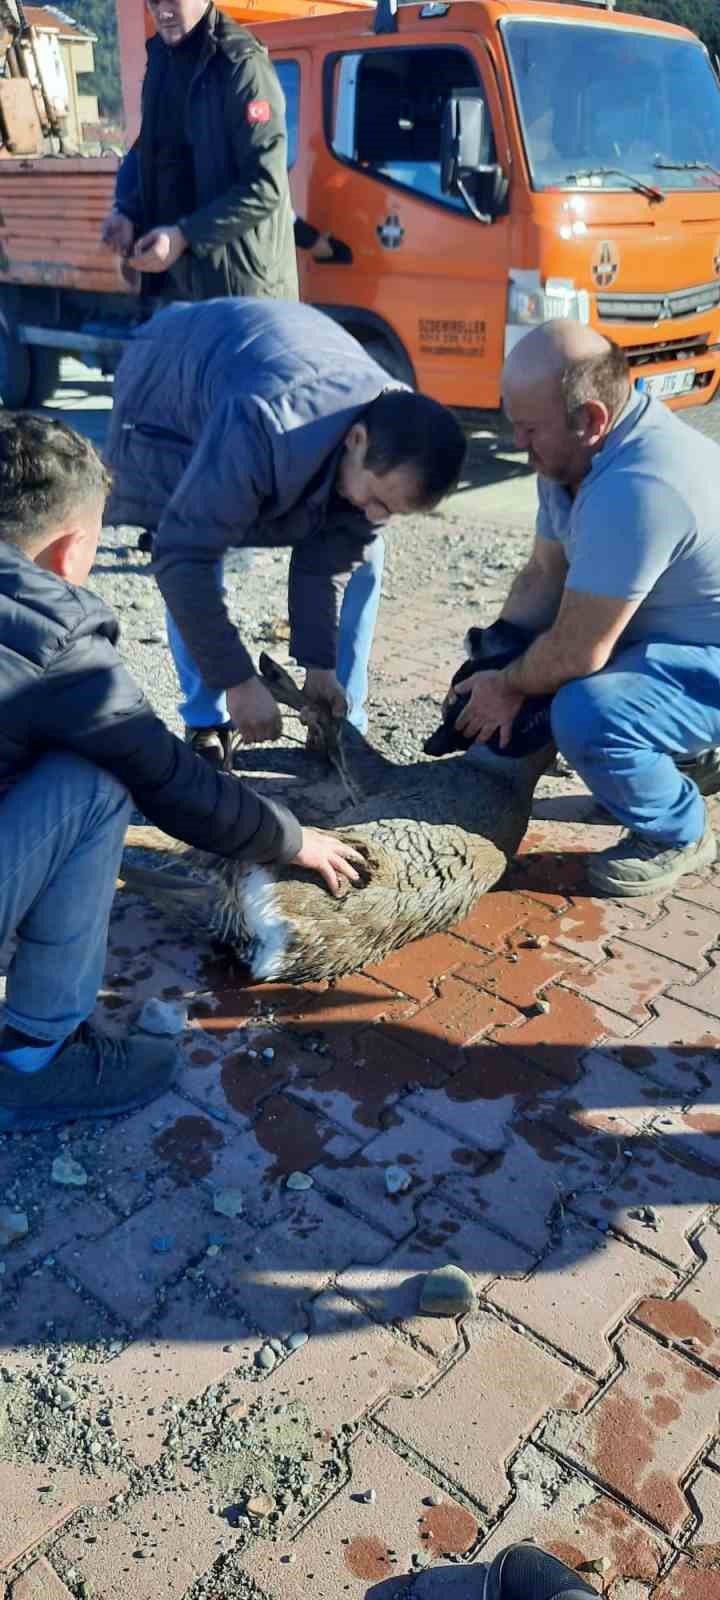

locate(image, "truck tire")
(361, 336), (415, 388)
(29, 346), (62, 407)
(0, 304), (32, 409)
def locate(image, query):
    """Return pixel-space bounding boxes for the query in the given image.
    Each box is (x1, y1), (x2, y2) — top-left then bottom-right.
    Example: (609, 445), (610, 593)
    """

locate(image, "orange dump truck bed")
(0, 156), (124, 296)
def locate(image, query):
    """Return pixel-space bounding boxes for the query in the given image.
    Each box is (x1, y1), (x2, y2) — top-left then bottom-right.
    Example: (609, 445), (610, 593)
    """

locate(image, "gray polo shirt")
(537, 392), (720, 647)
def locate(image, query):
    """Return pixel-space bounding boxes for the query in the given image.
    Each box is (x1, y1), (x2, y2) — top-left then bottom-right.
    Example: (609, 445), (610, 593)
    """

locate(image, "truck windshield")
(501, 19), (720, 194)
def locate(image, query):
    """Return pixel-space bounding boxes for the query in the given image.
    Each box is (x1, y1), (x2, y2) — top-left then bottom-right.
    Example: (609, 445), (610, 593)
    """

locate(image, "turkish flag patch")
(247, 98), (271, 125)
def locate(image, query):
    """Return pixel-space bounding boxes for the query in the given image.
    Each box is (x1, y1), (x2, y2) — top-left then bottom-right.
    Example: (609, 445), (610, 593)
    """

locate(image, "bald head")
(501, 321), (631, 487)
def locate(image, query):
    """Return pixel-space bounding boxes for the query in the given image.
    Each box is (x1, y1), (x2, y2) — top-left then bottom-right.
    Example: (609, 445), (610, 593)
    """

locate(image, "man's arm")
(288, 522), (377, 671)
(499, 534), (568, 631)
(178, 51), (289, 252)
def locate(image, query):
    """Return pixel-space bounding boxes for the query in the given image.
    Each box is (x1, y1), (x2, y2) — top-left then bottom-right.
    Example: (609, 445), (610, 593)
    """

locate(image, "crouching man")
(449, 320), (720, 897)
(0, 413), (361, 1132)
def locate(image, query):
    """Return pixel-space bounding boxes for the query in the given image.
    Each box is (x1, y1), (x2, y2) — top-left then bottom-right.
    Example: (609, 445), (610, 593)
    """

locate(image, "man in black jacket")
(0, 413), (360, 1133)
(100, 0), (297, 305)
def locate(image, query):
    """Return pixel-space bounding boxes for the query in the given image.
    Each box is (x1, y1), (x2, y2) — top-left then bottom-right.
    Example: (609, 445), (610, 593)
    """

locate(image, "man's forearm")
(499, 561), (564, 632)
(503, 628), (589, 698)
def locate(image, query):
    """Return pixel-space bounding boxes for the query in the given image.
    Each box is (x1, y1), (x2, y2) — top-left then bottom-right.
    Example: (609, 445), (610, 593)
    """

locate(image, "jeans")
(167, 537), (385, 737)
(551, 639), (720, 846)
(0, 754), (131, 1041)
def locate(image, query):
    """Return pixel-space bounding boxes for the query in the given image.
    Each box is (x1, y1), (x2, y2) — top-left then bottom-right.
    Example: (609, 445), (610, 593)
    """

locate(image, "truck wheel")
(0, 309), (32, 409)
(29, 346), (62, 407)
(361, 336), (415, 388)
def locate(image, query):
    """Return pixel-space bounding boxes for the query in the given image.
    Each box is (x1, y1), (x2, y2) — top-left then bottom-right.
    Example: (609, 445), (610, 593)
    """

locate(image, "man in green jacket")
(101, 0), (297, 303)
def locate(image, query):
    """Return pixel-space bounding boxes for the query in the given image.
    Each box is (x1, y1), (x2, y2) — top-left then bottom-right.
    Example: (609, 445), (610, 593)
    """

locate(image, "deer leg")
(259, 653), (362, 803)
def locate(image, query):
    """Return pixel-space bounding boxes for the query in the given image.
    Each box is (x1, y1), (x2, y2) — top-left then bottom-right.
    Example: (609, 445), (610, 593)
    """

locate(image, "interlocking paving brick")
(364, 933), (479, 1001)
(458, 943), (584, 1011)
(294, 975), (410, 1028)
(262, 1291), (433, 1434)
(0, 1276), (116, 1371)
(634, 1219), (720, 1371)
(288, 1025), (446, 1138)
(238, 1431), (480, 1600)
(524, 1057), (667, 1149)
(489, 1220), (677, 1377)
(0, 1460), (126, 1572)
(379, 1310), (594, 1516)
(651, 1086), (720, 1172)
(451, 891), (554, 951)
(650, 1558), (720, 1600)
(680, 1465), (720, 1582)
(182, 1031), (295, 1129)
(493, 986), (622, 1080)
(669, 953), (720, 1020)
(55, 1481), (233, 1600)
(545, 897), (654, 964)
(593, 998), (720, 1094)
(569, 1141), (720, 1270)
(561, 941), (692, 1022)
(338, 1197), (534, 1357)
(404, 1047), (558, 1153)
(476, 1442), (669, 1590)
(675, 865), (720, 916)
(312, 1106), (490, 1240)
(202, 1188), (389, 1339)
(0, 1183), (116, 1283)
(57, 1190), (216, 1327)
(97, 1093), (230, 1211)
(206, 1094), (362, 1224)
(8, 1557), (75, 1600)
(438, 1122), (614, 1254)
(383, 979), (520, 1068)
(620, 898), (718, 972)
(97, 1284), (256, 1465)
(542, 1324), (720, 1534)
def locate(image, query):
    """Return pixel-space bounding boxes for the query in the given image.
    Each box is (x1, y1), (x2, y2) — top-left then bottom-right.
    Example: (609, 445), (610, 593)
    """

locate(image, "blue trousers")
(167, 537), (385, 737)
(551, 639), (720, 846)
(0, 754), (131, 1040)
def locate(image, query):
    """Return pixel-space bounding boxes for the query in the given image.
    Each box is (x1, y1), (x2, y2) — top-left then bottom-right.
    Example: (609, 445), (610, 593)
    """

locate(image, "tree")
(61, 0), (123, 121)
(620, 0), (720, 60)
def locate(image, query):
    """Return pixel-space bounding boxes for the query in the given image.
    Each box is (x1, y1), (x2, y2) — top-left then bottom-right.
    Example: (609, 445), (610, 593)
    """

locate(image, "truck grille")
(597, 281), (720, 324)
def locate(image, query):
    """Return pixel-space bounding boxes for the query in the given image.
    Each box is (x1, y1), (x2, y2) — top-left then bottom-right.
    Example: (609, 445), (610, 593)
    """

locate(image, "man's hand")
(227, 678), (283, 744)
(302, 668), (347, 725)
(127, 225), (187, 274)
(454, 670), (526, 749)
(292, 828), (365, 896)
(101, 210), (135, 255)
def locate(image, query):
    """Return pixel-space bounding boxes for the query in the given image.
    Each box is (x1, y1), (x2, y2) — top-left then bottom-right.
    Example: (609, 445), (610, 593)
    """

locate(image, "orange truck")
(1, 0), (720, 419)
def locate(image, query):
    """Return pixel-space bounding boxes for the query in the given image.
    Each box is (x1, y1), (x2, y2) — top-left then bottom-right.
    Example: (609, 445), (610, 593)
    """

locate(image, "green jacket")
(118, 5), (298, 303)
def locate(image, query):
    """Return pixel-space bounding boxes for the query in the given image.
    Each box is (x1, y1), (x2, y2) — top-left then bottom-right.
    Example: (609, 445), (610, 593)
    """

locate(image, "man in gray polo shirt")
(450, 319), (720, 896)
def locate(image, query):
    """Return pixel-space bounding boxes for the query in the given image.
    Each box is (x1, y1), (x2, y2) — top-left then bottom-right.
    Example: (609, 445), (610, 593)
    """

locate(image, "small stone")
(262, 1047), (275, 1061)
(286, 1331), (308, 1352)
(525, 934), (549, 949)
(535, 998), (551, 1015)
(151, 1236), (174, 1254)
(579, 1557), (611, 1577)
(424, 1494), (442, 1506)
(213, 1188), (244, 1219)
(0, 1207), (29, 1248)
(268, 1338), (285, 1356)
(286, 1171), (313, 1191)
(137, 997), (187, 1036)
(355, 1488), (376, 1504)
(205, 1244), (221, 1258)
(247, 1492), (276, 1517)
(226, 1400), (250, 1422)
(384, 1164), (412, 1196)
(420, 1263), (475, 1317)
(256, 1345), (276, 1372)
(51, 1155), (88, 1188)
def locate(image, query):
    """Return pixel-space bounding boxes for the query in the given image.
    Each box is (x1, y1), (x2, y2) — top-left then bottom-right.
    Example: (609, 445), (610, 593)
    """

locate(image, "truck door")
(305, 34), (511, 408)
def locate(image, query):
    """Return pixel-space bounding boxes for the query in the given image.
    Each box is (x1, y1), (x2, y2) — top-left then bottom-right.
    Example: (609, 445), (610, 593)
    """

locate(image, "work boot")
(483, 1542), (596, 1600)
(0, 1023), (177, 1132)
(588, 813), (716, 897)
(184, 724), (234, 773)
(676, 746), (720, 797)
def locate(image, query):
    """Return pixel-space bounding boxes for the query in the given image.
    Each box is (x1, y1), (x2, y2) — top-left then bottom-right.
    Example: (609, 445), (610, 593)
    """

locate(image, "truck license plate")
(636, 368), (696, 399)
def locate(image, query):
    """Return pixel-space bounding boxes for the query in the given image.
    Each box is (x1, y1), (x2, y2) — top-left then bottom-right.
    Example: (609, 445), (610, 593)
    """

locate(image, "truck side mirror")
(441, 90), (507, 222)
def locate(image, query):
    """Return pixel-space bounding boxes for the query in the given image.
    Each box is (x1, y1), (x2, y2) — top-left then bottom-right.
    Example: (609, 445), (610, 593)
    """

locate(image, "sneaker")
(588, 814), (717, 897)
(483, 1542), (597, 1600)
(184, 724), (234, 773)
(676, 747), (720, 798)
(0, 1023), (177, 1132)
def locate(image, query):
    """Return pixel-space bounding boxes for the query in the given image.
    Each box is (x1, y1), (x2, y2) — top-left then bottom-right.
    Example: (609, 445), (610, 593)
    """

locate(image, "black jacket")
(104, 298), (402, 691)
(117, 5), (298, 304)
(0, 543), (301, 863)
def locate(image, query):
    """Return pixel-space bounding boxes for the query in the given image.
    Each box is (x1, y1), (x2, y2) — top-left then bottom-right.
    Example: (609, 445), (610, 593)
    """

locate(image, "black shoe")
(676, 747), (720, 798)
(0, 1022), (177, 1132)
(184, 724), (234, 773)
(483, 1543), (597, 1600)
